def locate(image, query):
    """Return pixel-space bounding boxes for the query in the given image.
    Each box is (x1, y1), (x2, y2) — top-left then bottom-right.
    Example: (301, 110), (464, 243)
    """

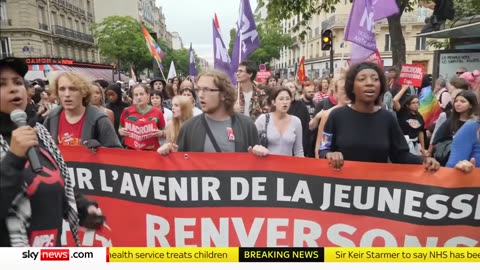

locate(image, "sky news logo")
(22, 249), (94, 261)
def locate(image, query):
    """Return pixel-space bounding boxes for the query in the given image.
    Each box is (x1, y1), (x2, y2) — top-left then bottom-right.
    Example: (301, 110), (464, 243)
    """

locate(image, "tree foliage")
(157, 39), (202, 78)
(91, 16), (152, 76)
(260, 0), (480, 70)
(228, 18), (293, 68)
(92, 17), (201, 79)
(427, 0), (480, 49)
(454, 0), (480, 18)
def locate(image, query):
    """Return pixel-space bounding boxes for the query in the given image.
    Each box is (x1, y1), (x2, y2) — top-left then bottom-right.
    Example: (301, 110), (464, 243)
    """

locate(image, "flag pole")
(155, 58), (166, 81)
(237, 31), (242, 103)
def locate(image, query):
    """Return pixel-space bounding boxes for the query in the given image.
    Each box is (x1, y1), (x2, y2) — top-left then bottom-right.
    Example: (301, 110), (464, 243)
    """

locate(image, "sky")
(156, 0), (258, 65)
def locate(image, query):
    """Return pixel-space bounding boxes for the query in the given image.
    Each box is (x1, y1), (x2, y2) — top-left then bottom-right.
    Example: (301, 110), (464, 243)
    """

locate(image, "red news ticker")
(40, 249), (70, 261)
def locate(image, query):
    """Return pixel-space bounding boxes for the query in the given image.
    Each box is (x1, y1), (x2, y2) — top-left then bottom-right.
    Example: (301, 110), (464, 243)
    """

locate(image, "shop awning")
(25, 64), (127, 82)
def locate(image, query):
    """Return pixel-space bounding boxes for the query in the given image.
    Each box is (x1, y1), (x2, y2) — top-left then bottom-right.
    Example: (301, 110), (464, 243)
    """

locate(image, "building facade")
(94, 0), (172, 47)
(1, 0), (97, 62)
(272, 2), (434, 79)
(197, 57), (209, 71)
(94, 0), (138, 24)
(170, 31), (184, 50)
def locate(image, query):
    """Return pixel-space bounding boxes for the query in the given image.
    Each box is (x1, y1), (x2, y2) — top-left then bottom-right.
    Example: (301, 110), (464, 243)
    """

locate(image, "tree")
(428, 0), (480, 49)
(228, 19), (293, 68)
(92, 16), (152, 77)
(260, 0), (479, 70)
(157, 40), (202, 78)
(454, 0), (480, 18)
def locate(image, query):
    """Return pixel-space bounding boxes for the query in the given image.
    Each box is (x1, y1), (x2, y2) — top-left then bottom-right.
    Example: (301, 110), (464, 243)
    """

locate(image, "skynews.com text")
(22, 249), (94, 261)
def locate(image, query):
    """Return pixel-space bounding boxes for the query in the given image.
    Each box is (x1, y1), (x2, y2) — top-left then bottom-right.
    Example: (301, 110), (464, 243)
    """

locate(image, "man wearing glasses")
(456, 67), (467, 77)
(158, 70), (268, 156)
(235, 61), (265, 121)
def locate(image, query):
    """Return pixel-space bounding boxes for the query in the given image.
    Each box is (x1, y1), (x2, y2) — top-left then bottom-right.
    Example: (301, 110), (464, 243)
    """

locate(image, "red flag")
(214, 13), (221, 30)
(297, 56), (306, 82)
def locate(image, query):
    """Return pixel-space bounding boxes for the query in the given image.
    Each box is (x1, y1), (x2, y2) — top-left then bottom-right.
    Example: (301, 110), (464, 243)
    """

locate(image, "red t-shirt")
(120, 105), (165, 150)
(58, 111), (86, 146)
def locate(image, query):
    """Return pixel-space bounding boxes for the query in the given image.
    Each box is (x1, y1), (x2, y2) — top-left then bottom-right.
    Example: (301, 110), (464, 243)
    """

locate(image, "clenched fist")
(10, 126), (38, 158)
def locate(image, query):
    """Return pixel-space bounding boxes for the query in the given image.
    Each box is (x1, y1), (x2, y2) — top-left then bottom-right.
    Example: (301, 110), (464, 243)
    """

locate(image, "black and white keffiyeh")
(0, 123), (80, 247)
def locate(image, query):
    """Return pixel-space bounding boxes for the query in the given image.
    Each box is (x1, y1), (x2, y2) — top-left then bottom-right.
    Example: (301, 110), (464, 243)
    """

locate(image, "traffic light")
(321, 29), (333, 51)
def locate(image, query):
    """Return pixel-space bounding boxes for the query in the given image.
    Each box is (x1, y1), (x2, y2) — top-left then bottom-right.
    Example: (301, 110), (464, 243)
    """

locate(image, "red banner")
(256, 70), (273, 83)
(60, 147), (480, 247)
(399, 64), (425, 87)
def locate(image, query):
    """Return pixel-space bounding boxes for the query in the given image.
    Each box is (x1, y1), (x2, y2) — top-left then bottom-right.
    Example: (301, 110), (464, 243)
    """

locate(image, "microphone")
(10, 109), (42, 174)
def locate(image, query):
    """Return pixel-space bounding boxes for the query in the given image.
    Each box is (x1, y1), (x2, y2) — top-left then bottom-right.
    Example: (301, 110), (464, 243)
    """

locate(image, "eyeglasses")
(197, 87), (221, 93)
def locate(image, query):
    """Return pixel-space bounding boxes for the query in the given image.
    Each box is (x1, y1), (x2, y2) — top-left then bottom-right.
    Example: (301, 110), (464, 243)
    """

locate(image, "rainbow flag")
(141, 25), (164, 66)
(418, 86), (442, 129)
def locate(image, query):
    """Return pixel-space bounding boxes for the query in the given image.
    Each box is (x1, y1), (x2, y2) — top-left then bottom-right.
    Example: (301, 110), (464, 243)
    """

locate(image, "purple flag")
(212, 19), (234, 83)
(350, 43), (375, 64)
(230, 0), (260, 85)
(188, 43), (197, 77)
(371, 0), (399, 21)
(345, 0), (399, 63)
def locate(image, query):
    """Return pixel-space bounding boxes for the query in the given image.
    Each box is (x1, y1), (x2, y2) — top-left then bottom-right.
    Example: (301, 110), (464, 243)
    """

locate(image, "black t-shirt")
(309, 98), (336, 158)
(288, 101), (310, 157)
(313, 97), (336, 116)
(319, 106), (423, 164)
(432, 119), (466, 145)
(396, 108), (425, 139)
(302, 99), (316, 119)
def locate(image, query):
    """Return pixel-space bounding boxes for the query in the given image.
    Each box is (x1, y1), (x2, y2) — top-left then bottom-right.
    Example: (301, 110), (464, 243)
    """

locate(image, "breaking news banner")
(56, 147), (480, 248)
(1, 247), (480, 265)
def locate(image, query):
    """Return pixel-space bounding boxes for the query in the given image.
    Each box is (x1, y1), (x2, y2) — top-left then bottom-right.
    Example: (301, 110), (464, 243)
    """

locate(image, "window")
(1, 37), (12, 58)
(0, 0), (7, 21)
(38, 6), (45, 24)
(60, 15), (65, 27)
(55, 44), (61, 57)
(52, 12), (57, 26)
(384, 34), (391, 51)
(44, 40), (50, 56)
(416, 37), (427, 50)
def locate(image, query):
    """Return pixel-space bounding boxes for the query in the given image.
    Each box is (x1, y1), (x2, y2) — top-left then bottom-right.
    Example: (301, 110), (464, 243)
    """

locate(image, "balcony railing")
(321, 12), (429, 31)
(0, 52), (14, 59)
(0, 19), (12, 27)
(54, 0), (66, 7)
(39, 23), (49, 31)
(54, 25), (94, 43)
(321, 14), (349, 30)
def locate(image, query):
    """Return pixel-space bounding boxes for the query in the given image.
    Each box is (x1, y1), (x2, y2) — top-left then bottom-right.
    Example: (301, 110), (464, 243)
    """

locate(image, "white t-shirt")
(243, 91), (253, 117)
(193, 107), (203, 116)
(159, 108), (173, 146)
(163, 108), (173, 123)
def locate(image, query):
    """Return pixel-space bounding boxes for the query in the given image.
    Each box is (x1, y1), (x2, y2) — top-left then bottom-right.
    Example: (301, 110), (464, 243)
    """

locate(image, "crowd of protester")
(1, 56), (478, 247)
